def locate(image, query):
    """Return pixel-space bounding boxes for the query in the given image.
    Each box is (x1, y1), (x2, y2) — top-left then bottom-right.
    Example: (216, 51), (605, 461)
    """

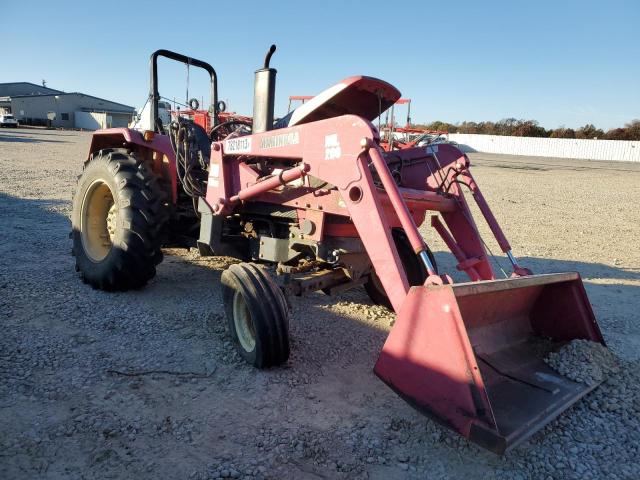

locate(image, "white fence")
(448, 133), (640, 162)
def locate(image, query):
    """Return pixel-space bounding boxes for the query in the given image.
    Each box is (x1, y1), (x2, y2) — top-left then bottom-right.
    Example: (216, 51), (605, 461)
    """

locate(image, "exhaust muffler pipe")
(253, 44), (277, 134)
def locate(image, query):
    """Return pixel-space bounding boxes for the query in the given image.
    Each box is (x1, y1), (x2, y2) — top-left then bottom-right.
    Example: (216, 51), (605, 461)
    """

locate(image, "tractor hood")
(288, 76), (401, 127)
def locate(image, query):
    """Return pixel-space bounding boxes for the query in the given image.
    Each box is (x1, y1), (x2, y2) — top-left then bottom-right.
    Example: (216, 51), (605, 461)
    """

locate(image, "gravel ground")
(1, 127), (639, 479)
(545, 339), (620, 387)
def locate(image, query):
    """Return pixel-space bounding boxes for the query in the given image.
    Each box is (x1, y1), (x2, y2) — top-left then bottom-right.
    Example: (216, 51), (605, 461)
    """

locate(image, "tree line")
(414, 119), (640, 140)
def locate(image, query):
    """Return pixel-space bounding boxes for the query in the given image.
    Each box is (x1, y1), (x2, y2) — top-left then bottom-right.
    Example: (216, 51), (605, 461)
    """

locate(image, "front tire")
(221, 263), (290, 368)
(71, 148), (169, 290)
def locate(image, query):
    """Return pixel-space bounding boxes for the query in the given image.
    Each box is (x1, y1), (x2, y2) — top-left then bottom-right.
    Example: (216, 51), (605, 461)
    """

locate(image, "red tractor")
(72, 46), (605, 454)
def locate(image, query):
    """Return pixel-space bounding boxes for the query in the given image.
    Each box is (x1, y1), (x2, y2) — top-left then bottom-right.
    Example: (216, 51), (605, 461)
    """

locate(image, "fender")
(87, 128), (178, 202)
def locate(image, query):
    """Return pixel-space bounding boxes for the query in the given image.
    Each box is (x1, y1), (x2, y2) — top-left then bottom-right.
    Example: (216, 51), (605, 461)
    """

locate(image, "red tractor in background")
(71, 45), (605, 454)
(377, 97), (451, 150)
(170, 104), (252, 137)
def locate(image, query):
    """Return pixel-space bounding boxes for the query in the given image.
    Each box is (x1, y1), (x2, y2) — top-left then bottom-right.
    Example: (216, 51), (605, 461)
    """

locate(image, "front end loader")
(71, 45), (605, 454)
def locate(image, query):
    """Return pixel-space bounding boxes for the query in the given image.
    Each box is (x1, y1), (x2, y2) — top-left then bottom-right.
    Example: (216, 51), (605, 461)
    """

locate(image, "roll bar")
(149, 49), (219, 133)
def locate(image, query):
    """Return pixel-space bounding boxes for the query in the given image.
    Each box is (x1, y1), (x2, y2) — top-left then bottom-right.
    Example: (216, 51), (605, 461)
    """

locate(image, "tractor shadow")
(0, 129), (71, 143)
(431, 250), (640, 283)
(3, 128), (80, 137)
(430, 249), (640, 342)
(303, 249), (640, 362)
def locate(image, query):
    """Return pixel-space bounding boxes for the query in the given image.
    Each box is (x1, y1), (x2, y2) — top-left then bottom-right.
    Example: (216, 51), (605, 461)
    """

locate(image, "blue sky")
(2, 0), (638, 130)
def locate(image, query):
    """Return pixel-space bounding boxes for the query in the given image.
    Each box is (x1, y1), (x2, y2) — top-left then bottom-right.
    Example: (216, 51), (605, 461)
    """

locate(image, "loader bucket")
(374, 272), (604, 454)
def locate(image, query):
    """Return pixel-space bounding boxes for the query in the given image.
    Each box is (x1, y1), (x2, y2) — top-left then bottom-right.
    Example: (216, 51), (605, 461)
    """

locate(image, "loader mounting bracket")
(197, 198), (247, 259)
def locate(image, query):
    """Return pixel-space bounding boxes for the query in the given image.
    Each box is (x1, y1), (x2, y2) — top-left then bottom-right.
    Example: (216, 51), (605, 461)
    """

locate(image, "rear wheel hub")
(81, 180), (116, 262)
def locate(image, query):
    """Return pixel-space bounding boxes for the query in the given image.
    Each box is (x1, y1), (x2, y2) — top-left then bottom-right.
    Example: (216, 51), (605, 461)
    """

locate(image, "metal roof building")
(0, 82), (63, 115)
(0, 82), (134, 129)
(0, 82), (62, 96)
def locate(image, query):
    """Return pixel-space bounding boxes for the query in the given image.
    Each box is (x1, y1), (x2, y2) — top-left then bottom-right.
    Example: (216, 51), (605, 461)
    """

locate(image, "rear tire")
(364, 229), (436, 309)
(221, 263), (290, 368)
(71, 148), (169, 290)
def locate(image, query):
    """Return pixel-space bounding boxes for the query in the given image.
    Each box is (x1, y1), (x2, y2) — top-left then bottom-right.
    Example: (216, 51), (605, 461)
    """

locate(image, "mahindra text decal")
(260, 132), (300, 149)
(324, 134), (341, 160)
(225, 137), (252, 153)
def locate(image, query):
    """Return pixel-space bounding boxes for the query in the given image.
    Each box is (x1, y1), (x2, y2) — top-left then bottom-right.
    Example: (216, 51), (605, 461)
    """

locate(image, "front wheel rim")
(233, 291), (256, 352)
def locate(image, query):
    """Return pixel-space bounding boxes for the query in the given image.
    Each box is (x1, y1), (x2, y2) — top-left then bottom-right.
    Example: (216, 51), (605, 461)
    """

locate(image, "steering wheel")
(209, 119), (253, 142)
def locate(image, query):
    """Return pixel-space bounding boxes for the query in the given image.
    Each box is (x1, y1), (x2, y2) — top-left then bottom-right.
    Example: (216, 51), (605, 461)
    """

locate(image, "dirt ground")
(1, 127), (639, 479)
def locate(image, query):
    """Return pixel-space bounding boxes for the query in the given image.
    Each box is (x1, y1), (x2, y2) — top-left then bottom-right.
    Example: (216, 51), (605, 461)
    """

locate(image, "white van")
(0, 114), (19, 128)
